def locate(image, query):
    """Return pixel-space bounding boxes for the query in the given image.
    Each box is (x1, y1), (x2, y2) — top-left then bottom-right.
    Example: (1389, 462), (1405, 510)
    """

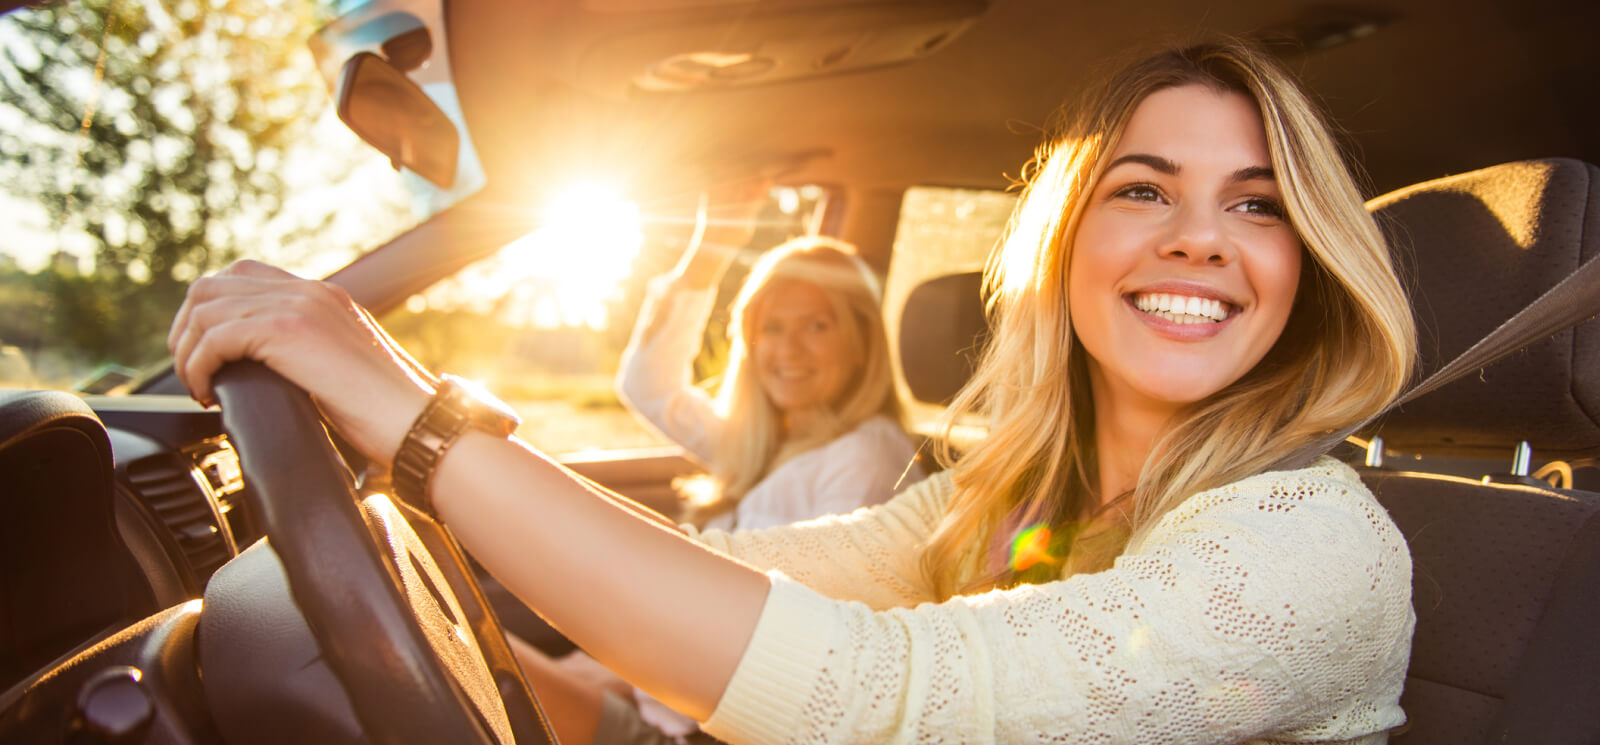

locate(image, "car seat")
(1359, 158), (1600, 744)
(882, 211), (991, 462)
(0, 390), (183, 691)
(884, 158), (1600, 743)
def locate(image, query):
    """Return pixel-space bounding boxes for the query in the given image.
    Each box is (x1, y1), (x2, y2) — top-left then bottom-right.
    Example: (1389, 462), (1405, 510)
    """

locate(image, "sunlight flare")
(424, 181), (644, 328)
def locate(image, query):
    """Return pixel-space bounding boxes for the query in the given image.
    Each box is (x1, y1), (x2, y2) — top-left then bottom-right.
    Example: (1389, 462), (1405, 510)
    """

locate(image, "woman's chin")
(1115, 374), (1235, 415)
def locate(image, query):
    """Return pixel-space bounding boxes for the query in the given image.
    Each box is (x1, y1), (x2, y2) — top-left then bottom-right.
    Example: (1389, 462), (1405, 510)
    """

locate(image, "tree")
(0, 0), (343, 370)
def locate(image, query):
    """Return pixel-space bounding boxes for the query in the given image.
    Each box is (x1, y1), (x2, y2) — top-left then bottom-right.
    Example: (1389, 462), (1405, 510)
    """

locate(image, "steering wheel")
(210, 360), (556, 745)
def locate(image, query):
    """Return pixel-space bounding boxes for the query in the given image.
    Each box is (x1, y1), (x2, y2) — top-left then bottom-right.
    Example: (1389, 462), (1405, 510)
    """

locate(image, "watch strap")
(392, 376), (518, 517)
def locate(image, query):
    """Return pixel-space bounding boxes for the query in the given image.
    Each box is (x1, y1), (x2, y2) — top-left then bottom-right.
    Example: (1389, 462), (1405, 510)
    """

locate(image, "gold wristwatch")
(391, 374), (520, 518)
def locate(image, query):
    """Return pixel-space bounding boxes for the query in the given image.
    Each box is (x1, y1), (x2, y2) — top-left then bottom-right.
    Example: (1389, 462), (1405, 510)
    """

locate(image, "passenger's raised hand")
(672, 175), (772, 288)
(167, 259), (434, 464)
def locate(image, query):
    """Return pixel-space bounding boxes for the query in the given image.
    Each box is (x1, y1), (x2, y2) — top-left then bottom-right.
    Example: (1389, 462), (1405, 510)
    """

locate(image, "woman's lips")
(1130, 291), (1233, 322)
(1123, 291), (1238, 339)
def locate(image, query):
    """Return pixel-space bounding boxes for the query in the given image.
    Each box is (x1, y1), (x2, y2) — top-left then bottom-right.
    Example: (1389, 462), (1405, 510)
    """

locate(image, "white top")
(616, 279), (924, 531)
(690, 458), (1414, 745)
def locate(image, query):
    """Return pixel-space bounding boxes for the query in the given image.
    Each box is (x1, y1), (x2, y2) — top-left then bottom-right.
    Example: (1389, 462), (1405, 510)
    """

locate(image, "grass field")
(507, 396), (669, 456)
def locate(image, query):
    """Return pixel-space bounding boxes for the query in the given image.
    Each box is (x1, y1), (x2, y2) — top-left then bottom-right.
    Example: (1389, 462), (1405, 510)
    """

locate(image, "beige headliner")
(446, 0), (1597, 201)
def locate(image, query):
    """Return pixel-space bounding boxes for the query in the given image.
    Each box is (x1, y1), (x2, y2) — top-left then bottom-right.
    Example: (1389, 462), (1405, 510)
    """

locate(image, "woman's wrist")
(389, 376), (521, 517)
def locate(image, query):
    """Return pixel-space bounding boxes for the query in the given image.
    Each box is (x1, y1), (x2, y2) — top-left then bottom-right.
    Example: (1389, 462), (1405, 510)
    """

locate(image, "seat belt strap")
(1274, 248), (1600, 471)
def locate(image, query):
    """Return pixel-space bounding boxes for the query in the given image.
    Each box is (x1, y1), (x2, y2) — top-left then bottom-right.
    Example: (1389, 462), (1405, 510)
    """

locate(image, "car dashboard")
(0, 392), (258, 698)
(97, 397), (254, 588)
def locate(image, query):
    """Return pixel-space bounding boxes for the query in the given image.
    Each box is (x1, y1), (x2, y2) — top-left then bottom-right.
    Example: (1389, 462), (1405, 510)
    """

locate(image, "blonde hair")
(921, 40), (1416, 598)
(687, 236), (905, 522)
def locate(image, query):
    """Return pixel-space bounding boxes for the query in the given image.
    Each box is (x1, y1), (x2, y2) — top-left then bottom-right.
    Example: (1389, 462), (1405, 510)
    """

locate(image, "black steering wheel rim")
(213, 360), (554, 745)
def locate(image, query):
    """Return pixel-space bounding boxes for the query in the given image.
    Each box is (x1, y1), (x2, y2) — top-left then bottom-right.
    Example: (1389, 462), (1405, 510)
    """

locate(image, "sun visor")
(568, 0), (985, 94)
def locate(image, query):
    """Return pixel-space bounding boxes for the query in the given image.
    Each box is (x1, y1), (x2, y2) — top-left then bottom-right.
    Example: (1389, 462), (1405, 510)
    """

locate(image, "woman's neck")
(1087, 371), (1177, 508)
(780, 405), (837, 441)
(779, 411), (814, 440)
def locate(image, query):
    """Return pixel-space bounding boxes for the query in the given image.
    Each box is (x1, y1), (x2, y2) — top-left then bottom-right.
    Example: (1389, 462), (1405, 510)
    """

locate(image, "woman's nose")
(1157, 204), (1234, 265)
(769, 328), (807, 357)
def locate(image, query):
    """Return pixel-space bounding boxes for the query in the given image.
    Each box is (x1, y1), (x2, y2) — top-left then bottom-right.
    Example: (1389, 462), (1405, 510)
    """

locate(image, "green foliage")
(0, 0), (339, 372)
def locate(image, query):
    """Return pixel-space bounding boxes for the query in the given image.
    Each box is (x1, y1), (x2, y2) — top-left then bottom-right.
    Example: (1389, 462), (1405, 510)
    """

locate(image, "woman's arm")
(667, 178), (769, 289)
(432, 433), (769, 721)
(691, 469), (947, 610)
(701, 463), (1414, 745)
(613, 282), (723, 462)
(168, 260), (769, 720)
(614, 179), (770, 461)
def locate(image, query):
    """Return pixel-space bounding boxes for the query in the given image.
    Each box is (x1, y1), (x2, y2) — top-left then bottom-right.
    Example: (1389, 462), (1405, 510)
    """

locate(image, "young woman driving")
(169, 40), (1418, 745)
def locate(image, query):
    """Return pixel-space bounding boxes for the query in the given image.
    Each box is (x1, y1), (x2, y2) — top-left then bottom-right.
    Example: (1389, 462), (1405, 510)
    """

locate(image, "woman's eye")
(1112, 183), (1164, 203)
(1236, 197), (1285, 219)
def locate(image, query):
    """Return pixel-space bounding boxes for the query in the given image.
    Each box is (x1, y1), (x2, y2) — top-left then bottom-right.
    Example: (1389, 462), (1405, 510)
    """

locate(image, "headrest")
(882, 201), (997, 431)
(898, 272), (986, 405)
(1367, 158), (1600, 459)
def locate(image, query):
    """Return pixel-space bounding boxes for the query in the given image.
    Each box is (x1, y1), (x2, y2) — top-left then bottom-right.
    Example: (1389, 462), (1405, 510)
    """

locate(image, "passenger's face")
(752, 280), (858, 415)
(1068, 85), (1302, 421)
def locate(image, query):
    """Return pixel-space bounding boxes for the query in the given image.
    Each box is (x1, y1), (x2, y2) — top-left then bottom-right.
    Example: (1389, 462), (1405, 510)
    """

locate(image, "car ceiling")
(444, 0), (1599, 203)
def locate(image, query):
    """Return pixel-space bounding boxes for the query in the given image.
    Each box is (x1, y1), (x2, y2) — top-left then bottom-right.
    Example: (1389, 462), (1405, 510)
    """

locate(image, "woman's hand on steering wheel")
(168, 259), (432, 465)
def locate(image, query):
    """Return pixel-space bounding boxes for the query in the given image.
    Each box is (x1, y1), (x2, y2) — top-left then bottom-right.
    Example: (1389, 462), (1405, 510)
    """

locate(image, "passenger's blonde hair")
(922, 41), (1416, 598)
(688, 236), (904, 522)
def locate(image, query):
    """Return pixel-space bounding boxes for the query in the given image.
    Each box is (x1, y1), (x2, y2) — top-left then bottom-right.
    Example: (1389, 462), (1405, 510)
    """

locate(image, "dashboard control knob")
(74, 666), (153, 743)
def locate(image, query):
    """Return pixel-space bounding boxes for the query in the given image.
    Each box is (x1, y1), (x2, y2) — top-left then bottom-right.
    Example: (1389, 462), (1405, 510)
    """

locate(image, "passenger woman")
(170, 40), (1418, 744)
(516, 187), (924, 743)
(615, 191), (922, 531)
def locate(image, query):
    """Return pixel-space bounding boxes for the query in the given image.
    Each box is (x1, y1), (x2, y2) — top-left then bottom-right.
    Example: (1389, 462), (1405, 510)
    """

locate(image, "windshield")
(0, 0), (473, 392)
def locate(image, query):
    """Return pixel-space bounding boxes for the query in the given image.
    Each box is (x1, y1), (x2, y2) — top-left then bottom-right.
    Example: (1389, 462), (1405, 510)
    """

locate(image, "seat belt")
(1275, 248), (1600, 471)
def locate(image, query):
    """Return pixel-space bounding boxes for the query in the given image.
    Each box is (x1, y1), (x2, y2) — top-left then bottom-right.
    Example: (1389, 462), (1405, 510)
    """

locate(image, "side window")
(892, 186), (1018, 263)
(379, 185), (830, 456)
(888, 186), (1018, 433)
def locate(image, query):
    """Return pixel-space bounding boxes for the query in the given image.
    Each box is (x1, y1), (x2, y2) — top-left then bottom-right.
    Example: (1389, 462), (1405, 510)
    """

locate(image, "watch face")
(440, 374), (521, 434)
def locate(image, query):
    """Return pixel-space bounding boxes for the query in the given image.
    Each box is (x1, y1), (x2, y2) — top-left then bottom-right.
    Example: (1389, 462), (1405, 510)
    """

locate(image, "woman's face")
(1068, 84), (1302, 421)
(752, 279), (859, 416)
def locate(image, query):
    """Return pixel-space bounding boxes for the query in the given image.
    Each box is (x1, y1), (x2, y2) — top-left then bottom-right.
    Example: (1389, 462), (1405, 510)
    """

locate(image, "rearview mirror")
(336, 51), (459, 189)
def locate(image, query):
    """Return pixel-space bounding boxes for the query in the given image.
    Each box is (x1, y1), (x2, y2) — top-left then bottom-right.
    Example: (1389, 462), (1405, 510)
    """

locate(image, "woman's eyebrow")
(1106, 153), (1177, 175)
(1105, 155), (1276, 185)
(1231, 165), (1276, 183)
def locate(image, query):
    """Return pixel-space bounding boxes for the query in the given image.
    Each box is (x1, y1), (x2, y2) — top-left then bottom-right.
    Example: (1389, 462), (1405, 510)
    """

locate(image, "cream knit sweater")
(687, 457), (1413, 745)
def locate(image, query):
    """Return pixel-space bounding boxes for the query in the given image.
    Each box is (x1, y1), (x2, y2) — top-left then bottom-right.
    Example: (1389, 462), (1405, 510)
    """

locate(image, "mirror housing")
(336, 51), (459, 189)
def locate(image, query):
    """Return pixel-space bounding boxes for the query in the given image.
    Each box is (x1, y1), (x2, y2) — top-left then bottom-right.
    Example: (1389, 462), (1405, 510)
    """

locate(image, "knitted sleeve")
(615, 277), (722, 464)
(702, 460), (1414, 745)
(687, 471), (955, 610)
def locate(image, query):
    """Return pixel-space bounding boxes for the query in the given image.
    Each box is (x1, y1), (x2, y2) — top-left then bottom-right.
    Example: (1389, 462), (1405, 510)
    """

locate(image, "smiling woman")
(1068, 86), (1304, 434)
(158, 39), (1427, 745)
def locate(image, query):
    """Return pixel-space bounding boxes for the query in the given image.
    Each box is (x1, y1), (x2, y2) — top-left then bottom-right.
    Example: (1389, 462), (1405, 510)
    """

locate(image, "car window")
(379, 184), (831, 456)
(0, 0), (479, 392)
(893, 186), (1019, 265)
(890, 185), (1018, 436)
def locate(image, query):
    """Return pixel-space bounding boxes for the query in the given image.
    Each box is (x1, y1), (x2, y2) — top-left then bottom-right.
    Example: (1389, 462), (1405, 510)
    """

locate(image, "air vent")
(124, 446), (237, 585)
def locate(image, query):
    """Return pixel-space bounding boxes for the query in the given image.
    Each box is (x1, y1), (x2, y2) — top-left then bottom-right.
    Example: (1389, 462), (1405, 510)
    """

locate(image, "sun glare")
(420, 182), (644, 329)
(516, 182), (643, 327)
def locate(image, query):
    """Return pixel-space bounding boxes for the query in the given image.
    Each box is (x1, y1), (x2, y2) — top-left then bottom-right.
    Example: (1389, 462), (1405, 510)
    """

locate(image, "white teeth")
(1130, 292), (1230, 323)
